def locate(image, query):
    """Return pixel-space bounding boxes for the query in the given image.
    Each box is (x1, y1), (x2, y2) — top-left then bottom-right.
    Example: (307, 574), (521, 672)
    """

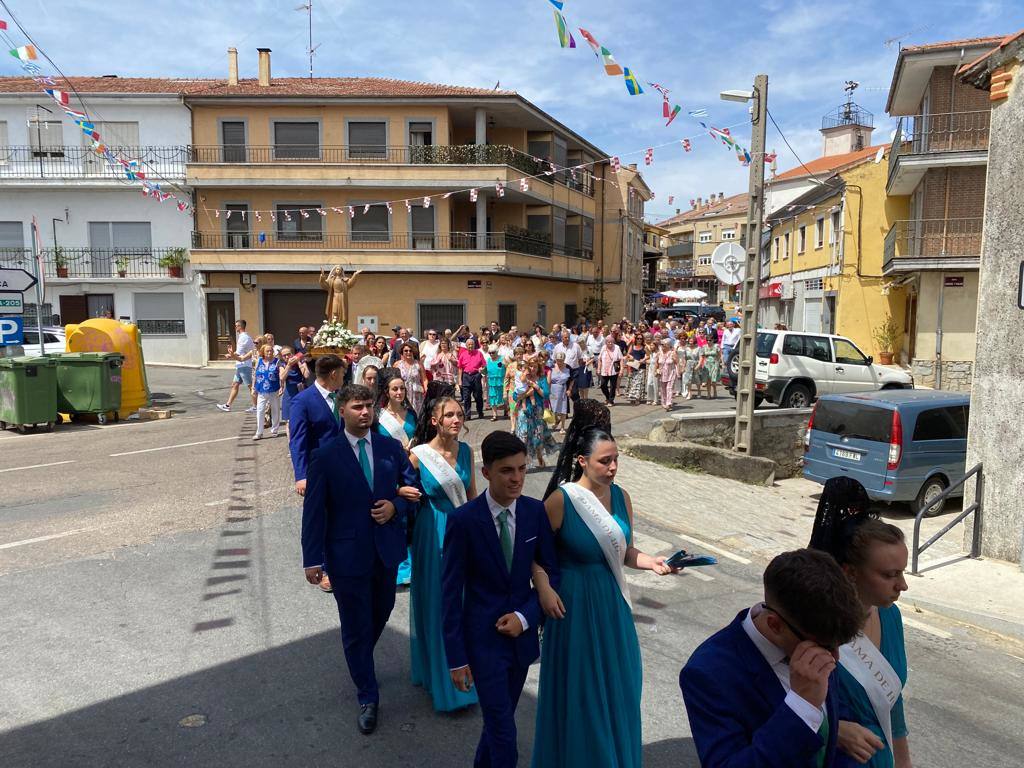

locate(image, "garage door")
(803, 297), (822, 334)
(262, 290), (324, 342)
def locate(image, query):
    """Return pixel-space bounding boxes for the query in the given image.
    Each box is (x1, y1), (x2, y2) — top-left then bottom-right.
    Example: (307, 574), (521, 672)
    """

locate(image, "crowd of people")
(222, 315), (912, 768)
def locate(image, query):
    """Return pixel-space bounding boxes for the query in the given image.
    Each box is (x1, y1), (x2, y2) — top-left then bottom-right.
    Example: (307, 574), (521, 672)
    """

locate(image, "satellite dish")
(711, 242), (747, 284)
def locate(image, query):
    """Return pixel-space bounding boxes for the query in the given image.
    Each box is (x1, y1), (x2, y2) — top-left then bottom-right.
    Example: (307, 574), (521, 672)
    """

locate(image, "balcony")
(0, 146), (187, 183)
(0, 247), (188, 279)
(665, 241), (694, 259)
(186, 144), (594, 196)
(887, 111), (990, 195)
(883, 218), (983, 274)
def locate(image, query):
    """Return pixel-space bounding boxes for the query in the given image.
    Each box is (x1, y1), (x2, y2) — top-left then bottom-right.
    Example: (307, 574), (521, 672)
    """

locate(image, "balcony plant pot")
(115, 256), (129, 278)
(167, 265), (183, 278)
(56, 267), (69, 278)
(54, 246), (68, 277)
(158, 247), (188, 279)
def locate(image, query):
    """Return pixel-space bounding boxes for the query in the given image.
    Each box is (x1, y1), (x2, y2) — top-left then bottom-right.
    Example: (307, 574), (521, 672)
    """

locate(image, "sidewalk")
(615, 454), (1024, 644)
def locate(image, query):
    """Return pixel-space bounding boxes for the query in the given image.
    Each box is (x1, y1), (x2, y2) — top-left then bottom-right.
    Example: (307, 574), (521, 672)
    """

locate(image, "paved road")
(0, 367), (1020, 767)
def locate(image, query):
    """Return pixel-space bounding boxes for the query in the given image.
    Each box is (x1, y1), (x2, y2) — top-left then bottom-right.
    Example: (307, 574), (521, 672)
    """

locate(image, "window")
(94, 121), (139, 148)
(783, 232), (790, 259)
(221, 121), (246, 162)
(410, 205), (435, 249)
(418, 302), (465, 335)
(552, 208), (566, 254)
(527, 131), (552, 163)
(698, 254), (712, 266)
(135, 292), (185, 335)
(0, 221), (23, 256)
(912, 406), (968, 441)
(813, 401), (893, 443)
(830, 211), (841, 245)
(782, 334), (831, 362)
(408, 121), (433, 146)
(87, 294), (115, 318)
(773, 236), (780, 261)
(833, 338), (868, 365)
(88, 222), (152, 277)
(527, 214), (551, 239)
(698, 231), (713, 243)
(805, 277), (824, 291)
(274, 122), (319, 160)
(348, 121), (387, 159)
(721, 229), (736, 240)
(225, 204), (250, 248)
(553, 137), (568, 184)
(351, 204), (390, 242)
(798, 225), (806, 253)
(276, 205), (323, 241)
(28, 119), (63, 157)
(581, 217), (594, 260)
(564, 303), (577, 324)
(498, 302), (517, 329)
(815, 217), (825, 248)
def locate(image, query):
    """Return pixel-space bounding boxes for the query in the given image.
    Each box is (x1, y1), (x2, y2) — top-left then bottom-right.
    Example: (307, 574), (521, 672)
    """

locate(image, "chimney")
(719, 192), (725, 202)
(675, 208), (680, 215)
(695, 197), (702, 209)
(228, 48), (239, 87)
(628, 163), (638, 170)
(257, 48), (272, 87)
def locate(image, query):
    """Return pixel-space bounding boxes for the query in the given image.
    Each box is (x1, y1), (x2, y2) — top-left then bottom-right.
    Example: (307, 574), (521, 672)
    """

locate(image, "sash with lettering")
(839, 631), (903, 751)
(411, 444), (468, 511)
(560, 482), (632, 610)
(378, 409), (410, 447)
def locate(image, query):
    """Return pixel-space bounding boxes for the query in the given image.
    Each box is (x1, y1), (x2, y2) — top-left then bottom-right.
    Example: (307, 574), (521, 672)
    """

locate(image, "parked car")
(644, 304), (726, 325)
(19, 326), (66, 357)
(753, 330), (912, 409)
(723, 344), (766, 407)
(803, 390), (970, 516)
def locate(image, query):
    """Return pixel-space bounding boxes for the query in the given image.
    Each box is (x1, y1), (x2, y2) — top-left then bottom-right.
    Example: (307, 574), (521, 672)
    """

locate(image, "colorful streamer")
(623, 67), (643, 95)
(553, 10), (576, 48)
(665, 105), (681, 126)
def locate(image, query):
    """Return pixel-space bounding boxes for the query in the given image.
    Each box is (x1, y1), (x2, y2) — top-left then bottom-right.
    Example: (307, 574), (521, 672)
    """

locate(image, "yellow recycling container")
(64, 318), (150, 419)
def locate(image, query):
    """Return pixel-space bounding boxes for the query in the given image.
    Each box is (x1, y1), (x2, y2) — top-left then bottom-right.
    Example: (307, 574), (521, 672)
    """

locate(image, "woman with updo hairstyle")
(530, 427), (679, 768)
(809, 477), (913, 768)
(542, 398), (612, 502)
(407, 395), (477, 712)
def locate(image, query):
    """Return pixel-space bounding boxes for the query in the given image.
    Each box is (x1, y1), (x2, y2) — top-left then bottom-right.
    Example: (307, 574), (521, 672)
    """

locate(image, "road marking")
(0, 460), (76, 474)
(902, 615), (953, 640)
(110, 436), (241, 457)
(674, 533), (752, 565)
(205, 498), (230, 507)
(683, 568), (715, 582)
(0, 527), (95, 551)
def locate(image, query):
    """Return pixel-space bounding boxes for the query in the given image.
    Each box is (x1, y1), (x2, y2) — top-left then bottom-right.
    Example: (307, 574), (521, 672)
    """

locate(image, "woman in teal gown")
(532, 428), (679, 768)
(376, 372), (419, 586)
(408, 395), (479, 712)
(808, 477), (913, 768)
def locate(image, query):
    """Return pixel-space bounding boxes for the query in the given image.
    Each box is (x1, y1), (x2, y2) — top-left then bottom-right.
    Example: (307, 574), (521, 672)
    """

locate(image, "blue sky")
(2, 0), (1020, 221)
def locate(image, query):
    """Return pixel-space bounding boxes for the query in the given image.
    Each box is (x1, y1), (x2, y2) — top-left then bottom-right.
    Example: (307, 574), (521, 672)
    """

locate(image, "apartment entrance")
(206, 293), (235, 360)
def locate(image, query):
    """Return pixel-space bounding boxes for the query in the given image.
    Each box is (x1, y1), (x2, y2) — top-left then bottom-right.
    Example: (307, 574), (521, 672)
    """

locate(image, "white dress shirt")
(554, 341), (582, 368)
(741, 604), (825, 733)
(722, 327), (742, 348)
(314, 380), (335, 408)
(585, 333), (605, 357)
(485, 490), (528, 631)
(344, 428), (374, 486)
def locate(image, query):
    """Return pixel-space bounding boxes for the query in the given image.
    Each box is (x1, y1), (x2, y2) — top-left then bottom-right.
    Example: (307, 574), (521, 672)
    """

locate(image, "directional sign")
(0, 268), (37, 293)
(0, 317), (24, 345)
(0, 292), (24, 314)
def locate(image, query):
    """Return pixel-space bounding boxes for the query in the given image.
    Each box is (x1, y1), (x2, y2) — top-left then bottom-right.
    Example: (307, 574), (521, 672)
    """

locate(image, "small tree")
(582, 279), (612, 323)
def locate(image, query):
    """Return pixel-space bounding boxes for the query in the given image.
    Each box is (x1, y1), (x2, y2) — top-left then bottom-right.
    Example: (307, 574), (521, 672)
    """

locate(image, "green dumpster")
(0, 356), (58, 433)
(50, 352), (124, 424)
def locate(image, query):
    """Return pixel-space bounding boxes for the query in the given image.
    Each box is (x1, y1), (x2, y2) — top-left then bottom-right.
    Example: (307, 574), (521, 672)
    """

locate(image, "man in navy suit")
(441, 431), (559, 768)
(680, 548), (865, 768)
(289, 354), (346, 592)
(302, 383), (417, 735)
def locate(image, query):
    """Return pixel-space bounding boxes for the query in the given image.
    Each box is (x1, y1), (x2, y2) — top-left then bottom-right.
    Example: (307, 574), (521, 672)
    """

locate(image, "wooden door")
(206, 294), (235, 360)
(59, 294), (88, 324)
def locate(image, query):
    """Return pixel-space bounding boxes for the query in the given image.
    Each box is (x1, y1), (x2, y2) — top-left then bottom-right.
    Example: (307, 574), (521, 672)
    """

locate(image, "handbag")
(543, 407), (556, 426)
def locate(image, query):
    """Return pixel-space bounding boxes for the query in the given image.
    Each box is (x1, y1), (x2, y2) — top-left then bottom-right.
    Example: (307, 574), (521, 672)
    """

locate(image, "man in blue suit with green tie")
(441, 431), (559, 768)
(302, 383), (417, 735)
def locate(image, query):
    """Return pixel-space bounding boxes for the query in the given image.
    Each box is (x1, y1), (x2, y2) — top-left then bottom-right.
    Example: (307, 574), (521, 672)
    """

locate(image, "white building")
(0, 77), (202, 365)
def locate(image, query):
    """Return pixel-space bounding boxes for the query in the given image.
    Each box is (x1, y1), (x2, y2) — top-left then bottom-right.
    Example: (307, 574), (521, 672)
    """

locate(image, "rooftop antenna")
(843, 80), (859, 121)
(295, 2), (320, 79)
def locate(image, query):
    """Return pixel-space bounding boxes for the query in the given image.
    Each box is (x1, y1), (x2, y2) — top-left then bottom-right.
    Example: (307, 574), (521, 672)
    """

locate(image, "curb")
(904, 594), (1024, 644)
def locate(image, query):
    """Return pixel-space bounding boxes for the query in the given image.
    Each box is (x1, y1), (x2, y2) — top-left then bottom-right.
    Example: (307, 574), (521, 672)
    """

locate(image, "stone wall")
(648, 408), (812, 479)
(910, 359), (974, 391)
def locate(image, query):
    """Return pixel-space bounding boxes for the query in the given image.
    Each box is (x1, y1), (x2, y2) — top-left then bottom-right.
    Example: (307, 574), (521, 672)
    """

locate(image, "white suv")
(754, 330), (912, 409)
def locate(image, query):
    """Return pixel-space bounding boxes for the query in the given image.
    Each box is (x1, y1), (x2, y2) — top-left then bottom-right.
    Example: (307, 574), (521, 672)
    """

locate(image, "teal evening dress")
(377, 410), (417, 586)
(409, 441), (478, 711)
(836, 604), (909, 768)
(532, 483), (642, 768)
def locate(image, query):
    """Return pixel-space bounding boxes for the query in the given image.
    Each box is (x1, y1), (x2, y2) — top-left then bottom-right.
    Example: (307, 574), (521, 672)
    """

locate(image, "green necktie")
(497, 509), (513, 570)
(328, 391), (340, 421)
(815, 711), (830, 768)
(357, 437), (372, 488)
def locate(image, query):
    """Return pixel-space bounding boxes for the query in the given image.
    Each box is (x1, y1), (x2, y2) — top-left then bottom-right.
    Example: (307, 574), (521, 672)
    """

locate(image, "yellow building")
(655, 193), (748, 306)
(188, 48), (641, 358)
(764, 148), (908, 357)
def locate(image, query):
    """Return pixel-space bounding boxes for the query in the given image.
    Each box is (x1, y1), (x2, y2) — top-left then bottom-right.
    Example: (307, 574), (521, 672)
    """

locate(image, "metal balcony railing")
(889, 111), (990, 185)
(0, 146), (188, 179)
(883, 218), (984, 266)
(0, 247), (187, 278)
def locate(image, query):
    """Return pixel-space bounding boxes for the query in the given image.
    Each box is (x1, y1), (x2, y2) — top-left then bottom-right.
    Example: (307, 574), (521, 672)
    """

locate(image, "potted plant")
(158, 247), (188, 278)
(115, 254), (130, 278)
(53, 246), (68, 278)
(872, 316), (900, 365)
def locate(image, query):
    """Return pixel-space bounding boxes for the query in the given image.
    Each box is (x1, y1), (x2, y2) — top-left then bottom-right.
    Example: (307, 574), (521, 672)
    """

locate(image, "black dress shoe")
(357, 702), (378, 735)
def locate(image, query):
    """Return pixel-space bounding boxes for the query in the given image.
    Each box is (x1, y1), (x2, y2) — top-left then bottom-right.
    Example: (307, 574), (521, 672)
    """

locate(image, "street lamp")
(721, 76), (768, 455)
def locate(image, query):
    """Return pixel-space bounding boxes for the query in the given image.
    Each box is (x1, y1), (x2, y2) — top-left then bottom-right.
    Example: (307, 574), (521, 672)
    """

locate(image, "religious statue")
(319, 265), (363, 327)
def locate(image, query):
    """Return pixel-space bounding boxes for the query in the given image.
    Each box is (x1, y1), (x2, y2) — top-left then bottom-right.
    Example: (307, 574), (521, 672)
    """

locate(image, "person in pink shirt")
(653, 338), (679, 411)
(597, 335), (624, 406)
(456, 337), (487, 420)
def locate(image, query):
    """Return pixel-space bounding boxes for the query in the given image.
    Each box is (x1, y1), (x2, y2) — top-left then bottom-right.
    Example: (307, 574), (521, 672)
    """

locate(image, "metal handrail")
(911, 463), (983, 575)
(0, 145), (188, 178)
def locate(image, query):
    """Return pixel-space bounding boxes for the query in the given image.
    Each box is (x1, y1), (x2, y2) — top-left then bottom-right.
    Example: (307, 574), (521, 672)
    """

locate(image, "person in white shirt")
(419, 329), (441, 374)
(680, 549), (865, 768)
(218, 319), (258, 412)
(721, 320), (742, 366)
(553, 329), (586, 404)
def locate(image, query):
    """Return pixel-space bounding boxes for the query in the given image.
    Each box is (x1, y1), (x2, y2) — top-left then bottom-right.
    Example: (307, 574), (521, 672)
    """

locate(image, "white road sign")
(0, 268), (37, 293)
(0, 292), (24, 314)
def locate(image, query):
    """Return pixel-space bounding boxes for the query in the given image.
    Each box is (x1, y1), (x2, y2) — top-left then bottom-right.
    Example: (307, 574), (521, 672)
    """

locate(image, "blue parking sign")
(0, 316), (24, 345)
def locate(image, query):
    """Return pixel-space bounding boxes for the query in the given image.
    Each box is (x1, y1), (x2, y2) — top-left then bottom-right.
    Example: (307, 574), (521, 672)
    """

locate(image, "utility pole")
(733, 74), (769, 454)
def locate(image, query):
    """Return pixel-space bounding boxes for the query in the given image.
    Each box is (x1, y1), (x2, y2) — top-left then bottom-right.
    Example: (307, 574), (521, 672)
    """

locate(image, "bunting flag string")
(552, 9), (576, 48)
(622, 67), (643, 96)
(644, 148), (653, 165)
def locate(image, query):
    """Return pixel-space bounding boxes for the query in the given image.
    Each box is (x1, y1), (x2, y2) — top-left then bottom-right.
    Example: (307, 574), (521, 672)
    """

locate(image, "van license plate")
(833, 448), (861, 461)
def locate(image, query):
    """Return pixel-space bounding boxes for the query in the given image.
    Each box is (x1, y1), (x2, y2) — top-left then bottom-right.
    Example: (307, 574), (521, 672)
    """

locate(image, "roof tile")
(771, 144), (888, 183)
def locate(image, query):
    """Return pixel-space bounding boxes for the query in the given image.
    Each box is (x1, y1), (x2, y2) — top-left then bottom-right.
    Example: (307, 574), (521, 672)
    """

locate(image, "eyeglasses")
(762, 602), (839, 653)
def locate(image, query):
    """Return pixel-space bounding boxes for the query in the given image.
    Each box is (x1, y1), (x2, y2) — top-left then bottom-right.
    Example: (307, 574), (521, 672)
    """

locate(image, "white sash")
(561, 482), (632, 610)
(378, 409), (409, 447)
(839, 631), (902, 751)
(411, 444), (468, 510)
